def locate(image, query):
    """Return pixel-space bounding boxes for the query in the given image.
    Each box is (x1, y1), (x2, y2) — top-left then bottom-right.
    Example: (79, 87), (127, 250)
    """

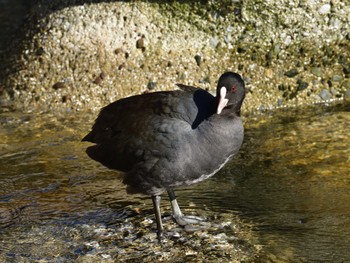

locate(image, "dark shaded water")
(1, 102), (349, 262)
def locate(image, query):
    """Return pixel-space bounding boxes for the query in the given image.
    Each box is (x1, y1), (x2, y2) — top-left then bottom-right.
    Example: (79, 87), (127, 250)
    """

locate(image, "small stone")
(344, 90), (350, 102)
(210, 36), (219, 48)
(36, 47), (44, 56)
(147, 81), (156, 90)
(114, 48), (123, 55)
(167, 61), (172, 67)
(343, 81), (350, 89)
(234, 7), (241, 16)
(342, 63), (350, 75)
(93, 72), (106, 85)
(284, 35), (292, 45)
(62, 95), (70, 103)
(52, 82), (66, 90)
(224, 34), (231, 44)
(331, 88), (338, 95)
(237, 46), (246, 53)
(194, 55), (202, 66)
(278, 84), (286, 91)
(332, 75), (343, 82)
(319, 4), (331, 14)
(273, 44), (281, 56)
(265, 68), (273, 78)
(285, 69), (298, 78)
(136, 38), (145, 49)
(311, 67), (323, 77)
(327, 80), (332, 88)
(319, 89), (332, 101)
(297, 80), (308, 91)
(199, 76), (210, 84)
(266, 50), (273, 63)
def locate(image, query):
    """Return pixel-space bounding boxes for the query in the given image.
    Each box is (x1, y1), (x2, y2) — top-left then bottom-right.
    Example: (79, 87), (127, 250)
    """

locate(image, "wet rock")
(285, 69), (298, 78)
(74, 244), (94, 255)
(320, 89), (332, 101)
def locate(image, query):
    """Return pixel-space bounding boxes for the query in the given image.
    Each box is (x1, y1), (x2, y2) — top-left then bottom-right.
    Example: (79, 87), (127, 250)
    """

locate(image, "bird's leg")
(151, 195), (163, 240)
(167, 189), (205, 226)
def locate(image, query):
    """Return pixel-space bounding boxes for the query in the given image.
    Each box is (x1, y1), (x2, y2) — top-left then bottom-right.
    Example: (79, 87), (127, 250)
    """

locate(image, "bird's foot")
(173, 215), (210, 232)
(173, 214), (204, 226)
(167, 190), (210, 233)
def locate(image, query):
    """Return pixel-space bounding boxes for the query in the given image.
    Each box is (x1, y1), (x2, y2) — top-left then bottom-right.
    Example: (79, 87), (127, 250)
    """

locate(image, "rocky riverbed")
(0, 0), (349, 113)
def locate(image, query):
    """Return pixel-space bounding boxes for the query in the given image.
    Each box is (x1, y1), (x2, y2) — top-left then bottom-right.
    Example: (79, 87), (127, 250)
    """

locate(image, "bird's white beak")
(217, 87), (228, 114)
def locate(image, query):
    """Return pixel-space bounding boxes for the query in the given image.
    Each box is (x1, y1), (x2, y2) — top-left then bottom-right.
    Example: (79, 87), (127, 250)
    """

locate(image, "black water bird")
(82, 72), (246, 239)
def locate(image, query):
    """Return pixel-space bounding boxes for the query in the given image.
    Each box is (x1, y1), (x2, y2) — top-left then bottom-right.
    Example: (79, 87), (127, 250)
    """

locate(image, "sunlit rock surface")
(0, 0), (349, 113)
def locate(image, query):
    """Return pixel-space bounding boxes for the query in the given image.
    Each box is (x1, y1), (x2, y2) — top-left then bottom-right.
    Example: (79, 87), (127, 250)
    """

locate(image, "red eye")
(231, 86), (236, 92)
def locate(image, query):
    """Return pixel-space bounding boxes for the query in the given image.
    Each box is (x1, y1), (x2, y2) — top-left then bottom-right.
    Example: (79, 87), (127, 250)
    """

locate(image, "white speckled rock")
(0, 0), (349, 113)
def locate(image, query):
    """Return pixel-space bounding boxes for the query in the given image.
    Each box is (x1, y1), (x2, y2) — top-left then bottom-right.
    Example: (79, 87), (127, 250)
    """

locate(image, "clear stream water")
(0, 102), (349, 262)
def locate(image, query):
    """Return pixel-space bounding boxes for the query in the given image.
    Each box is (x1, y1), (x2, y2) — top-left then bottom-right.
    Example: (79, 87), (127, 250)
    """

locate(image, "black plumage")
(82, 72), (246, 238)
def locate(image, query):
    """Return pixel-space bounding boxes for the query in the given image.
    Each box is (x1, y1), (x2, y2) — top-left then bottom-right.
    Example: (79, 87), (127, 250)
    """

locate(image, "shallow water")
(0, 102), (349, 262)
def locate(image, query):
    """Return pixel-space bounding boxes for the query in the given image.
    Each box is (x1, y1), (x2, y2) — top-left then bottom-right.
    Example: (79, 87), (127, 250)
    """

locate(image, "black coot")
(82, 72), (246, 239)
